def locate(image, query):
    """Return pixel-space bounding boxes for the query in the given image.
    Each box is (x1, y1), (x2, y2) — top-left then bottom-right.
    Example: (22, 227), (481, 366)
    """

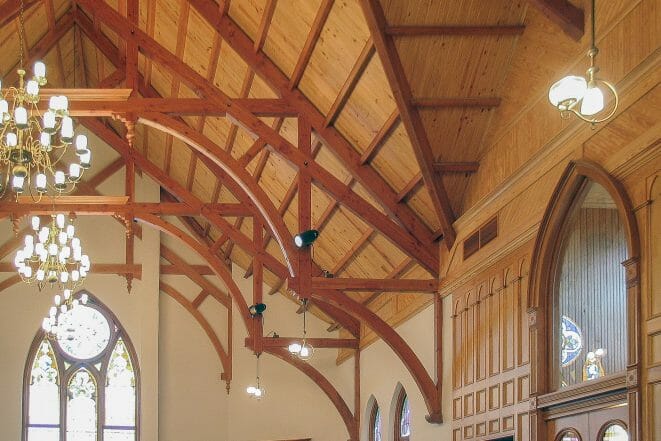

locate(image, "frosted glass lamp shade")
(549, 75), (587, 108)
(580, 86), (605, 116)
(33, 61), (46, 78)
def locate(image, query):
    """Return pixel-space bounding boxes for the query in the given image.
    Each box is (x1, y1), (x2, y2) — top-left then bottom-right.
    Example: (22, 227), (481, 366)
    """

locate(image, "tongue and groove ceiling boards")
(0, 0), (590, 433)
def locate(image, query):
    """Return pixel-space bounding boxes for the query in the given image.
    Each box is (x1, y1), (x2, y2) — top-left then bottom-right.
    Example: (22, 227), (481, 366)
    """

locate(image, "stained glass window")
(24, 294), (138, 441)
(67, 369), (97, 441)
(27, 340), (60, 441)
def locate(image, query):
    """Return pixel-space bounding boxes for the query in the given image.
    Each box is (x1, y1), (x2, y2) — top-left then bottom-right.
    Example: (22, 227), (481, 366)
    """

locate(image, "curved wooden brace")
(137, 113), (298, 278)
(83, 119), (291, 280)
(136, 214), (251, 331)
(311, 289), (442, 422)
(264, 347), (358, 440)
(159, 281), (230, 377)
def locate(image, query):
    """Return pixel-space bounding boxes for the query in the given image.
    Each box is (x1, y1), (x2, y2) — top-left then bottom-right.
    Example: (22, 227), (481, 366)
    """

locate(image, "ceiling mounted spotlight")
(248, 303), (267, 317)
(294, 229), (319, 248)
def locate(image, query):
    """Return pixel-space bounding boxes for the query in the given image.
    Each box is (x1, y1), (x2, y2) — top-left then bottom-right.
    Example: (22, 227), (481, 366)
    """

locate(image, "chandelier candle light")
(548, 0), (618, 124)
(41, 289), (89, 339)
(0, 0), (92, 199)
(14, 214), (90, 290)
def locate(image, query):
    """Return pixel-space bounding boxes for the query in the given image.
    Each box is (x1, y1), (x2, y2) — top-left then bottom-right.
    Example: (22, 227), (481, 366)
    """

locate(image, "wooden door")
(547, 404), (629, 441)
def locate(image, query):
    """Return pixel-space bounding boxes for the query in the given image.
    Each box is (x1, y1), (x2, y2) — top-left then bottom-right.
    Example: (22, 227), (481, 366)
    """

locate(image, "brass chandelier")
(548, 0), (618, 124)
(0, 0), (92, 200)
(14, 214), (90, 291)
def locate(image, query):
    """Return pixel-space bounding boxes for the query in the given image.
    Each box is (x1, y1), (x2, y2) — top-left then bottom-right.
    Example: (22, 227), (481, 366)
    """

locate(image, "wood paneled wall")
(451, 244), (532, 441)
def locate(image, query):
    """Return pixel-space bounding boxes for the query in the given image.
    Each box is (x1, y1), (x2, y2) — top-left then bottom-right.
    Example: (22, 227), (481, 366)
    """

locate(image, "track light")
(248, 303), (267, 317)
(294, 229), (319, 248)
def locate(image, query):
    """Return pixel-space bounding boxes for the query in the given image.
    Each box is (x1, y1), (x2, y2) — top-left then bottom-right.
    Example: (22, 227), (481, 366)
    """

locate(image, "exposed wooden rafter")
(289, 0), (335, 89)
(76, 1), (439, 275)
(188, 0), (439, 251)
(529, 0), (585, 41)
(359, 0), (457, 248)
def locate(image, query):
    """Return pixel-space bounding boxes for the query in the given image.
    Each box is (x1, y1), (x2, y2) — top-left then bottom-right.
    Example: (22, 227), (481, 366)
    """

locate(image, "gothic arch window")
(553, 179), (628, 388)
(367, 399), (382, 441)
(394, 388), (410, 441)
(23, 293), (139, 441)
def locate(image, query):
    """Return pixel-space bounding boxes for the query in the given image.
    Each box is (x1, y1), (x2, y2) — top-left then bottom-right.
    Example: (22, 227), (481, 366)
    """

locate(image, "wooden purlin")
(0, 0), (40, 28)
(187, 0), (439, 248)
(359, 0), (457, 248)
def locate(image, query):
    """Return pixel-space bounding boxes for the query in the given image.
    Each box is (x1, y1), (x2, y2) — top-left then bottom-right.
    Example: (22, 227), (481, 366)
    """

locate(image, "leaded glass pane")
(400, 395), (411, 437)
(556, 182), (627, 389)
(67, 369), (97, 441)
(373, 407), (381, 441)
(103, 429), (135, 441)
(58, 305), (111, 360)
(27, 427), (59, 441)
(602, 424), (628, 441)
(29, 340), (59, 425)
(105, 338), (136, 426)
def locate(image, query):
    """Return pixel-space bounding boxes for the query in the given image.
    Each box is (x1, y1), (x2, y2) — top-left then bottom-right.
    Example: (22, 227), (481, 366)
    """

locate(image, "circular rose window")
(57, 305), (111, 360)
(601, 423), (628, 441)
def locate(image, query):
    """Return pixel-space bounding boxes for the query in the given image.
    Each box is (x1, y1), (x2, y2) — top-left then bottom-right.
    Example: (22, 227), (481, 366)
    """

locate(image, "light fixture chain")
(18, 0), (25, 70)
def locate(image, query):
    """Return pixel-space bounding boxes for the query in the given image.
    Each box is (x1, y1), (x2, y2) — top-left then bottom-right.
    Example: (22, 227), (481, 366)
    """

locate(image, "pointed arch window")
(394, 389), (411, 441)
(23, 294), (139, 441)
(368, 401), (382, 441)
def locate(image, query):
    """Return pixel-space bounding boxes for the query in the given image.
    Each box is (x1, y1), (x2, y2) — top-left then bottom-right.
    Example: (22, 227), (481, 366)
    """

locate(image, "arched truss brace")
(81, 118), (439, 429)
(137, 113), (297, 277)
(312, 288), (442, 423)
(137, 217), (357, 440)
(159, 280), (230, 379)
(264, 347), (358, 440)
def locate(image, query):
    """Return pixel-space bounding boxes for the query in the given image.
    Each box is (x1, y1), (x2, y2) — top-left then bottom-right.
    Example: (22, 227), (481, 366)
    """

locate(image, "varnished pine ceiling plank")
(359, 0), (456, 246)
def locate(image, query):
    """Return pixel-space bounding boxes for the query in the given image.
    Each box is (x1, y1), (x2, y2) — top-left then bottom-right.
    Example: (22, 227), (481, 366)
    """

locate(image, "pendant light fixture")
(246, 353), (265, 399)
(548, 0), (618, 124)
(288, 298), (314, 361)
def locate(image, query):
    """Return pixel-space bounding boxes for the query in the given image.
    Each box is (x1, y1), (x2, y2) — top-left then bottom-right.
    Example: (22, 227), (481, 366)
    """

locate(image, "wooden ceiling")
(0, 0), (595, 433)
(0, 0), (590, 342)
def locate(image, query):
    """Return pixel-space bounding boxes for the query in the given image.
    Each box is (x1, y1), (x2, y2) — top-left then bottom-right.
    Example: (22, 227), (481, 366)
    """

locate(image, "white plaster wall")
(0, 129), (161, 441)
(356, 298), (453, 441)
